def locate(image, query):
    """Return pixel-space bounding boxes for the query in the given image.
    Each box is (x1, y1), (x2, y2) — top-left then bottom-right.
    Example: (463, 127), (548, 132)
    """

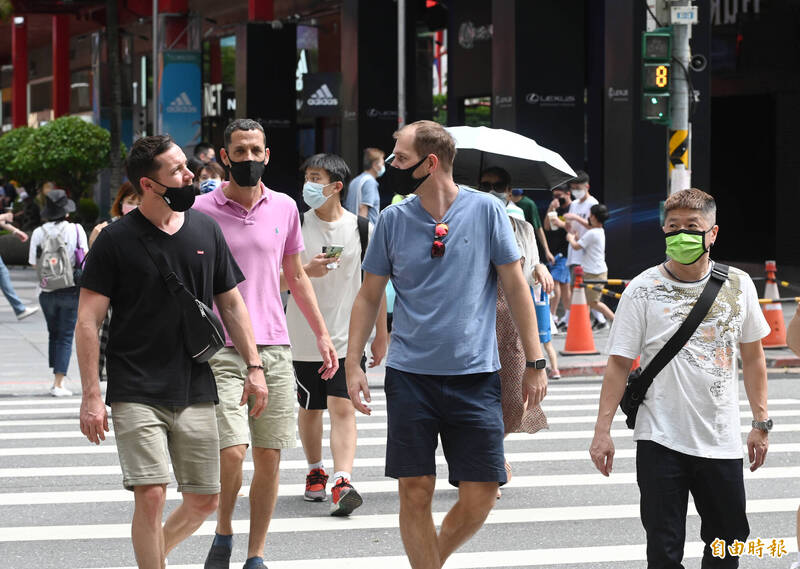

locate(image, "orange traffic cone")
(762, 260), (787, 348)
(561, 266), (599, 356)
(631, 355), (641, 371)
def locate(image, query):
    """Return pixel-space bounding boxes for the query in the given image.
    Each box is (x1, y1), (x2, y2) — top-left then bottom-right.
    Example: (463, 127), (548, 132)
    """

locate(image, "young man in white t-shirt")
(589, 188), (771, 569)
(285, 154), (388, 516)
(563, 170), (601, 327)
(567, 203), (614, 323)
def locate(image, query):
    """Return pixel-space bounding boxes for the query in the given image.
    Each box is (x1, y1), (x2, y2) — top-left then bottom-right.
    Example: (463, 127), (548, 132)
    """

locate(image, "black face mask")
(148, 178), (195, 212)
(557, 197), (567, 207)
(382, 155), (430, 196)
(228, 159), (266, 187)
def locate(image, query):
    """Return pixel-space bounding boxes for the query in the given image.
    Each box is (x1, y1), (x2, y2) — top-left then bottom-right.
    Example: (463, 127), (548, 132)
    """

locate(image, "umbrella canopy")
(446, 126), (577, 190)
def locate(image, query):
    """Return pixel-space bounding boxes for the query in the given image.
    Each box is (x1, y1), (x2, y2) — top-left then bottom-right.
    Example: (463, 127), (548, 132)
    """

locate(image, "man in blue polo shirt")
(345, 120), (548, 569)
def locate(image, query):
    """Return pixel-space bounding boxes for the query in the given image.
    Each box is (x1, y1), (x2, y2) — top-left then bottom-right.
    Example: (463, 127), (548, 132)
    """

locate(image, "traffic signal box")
(641, 28), (672, 126)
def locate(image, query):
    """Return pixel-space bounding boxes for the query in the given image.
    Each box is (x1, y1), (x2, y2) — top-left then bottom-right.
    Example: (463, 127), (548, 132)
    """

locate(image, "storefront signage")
(159, 51), (202, 150)
(300, 72), (341, 118)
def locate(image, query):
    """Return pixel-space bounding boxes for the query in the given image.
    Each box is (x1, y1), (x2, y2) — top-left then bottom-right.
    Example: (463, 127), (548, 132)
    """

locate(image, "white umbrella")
(446, 125), (577, 190)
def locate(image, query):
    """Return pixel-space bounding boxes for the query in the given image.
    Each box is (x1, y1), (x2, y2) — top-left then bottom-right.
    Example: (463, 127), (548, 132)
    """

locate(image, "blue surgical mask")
(377, 164), (386, 177)
(199, 179), (221, 194)
(303, 181), (331, 210)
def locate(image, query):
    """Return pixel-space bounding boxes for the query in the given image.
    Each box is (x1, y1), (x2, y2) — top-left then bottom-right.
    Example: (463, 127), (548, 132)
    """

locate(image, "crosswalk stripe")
(5, 423), (800, 457)
(8, 407), (800, 428)
(0, 498), (796, 543)
(2, 465), (799, 505)
(71, 535), (795, 569)
(4, 399), (798, 421)
(0, 391), (612, 408)
(0, 384), (604, 408)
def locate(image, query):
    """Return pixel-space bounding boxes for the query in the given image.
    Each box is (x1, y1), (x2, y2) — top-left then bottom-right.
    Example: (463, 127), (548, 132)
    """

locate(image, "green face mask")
(664, 229), (710, 265)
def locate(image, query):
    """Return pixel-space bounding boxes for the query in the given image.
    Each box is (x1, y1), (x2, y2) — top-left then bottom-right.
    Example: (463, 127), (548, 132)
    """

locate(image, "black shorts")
(384, 367), (506, 487)
(294, 356), (365, 410)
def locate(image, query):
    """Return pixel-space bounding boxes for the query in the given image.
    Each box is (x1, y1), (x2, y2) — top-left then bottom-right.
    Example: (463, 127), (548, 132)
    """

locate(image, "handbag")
(620, 262), (729, 430)
(139, 234), (225, 363)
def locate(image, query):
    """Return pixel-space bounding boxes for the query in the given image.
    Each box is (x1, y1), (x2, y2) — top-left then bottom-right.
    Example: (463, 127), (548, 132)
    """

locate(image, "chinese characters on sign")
(710, 538), (788, 559)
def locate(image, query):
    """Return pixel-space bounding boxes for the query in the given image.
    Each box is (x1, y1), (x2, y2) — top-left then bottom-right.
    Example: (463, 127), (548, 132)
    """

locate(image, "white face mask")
(571, 189), (586, 200)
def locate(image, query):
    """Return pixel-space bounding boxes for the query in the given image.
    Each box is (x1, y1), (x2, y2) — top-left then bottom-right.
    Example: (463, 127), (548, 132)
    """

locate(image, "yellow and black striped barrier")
(583, 279), (630, 286)
(584, 283), (623, 300)
(758, 297), (800, 305)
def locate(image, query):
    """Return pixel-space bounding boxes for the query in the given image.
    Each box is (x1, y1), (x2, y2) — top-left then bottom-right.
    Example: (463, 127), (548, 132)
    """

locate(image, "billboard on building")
(159, 51), (202, 153)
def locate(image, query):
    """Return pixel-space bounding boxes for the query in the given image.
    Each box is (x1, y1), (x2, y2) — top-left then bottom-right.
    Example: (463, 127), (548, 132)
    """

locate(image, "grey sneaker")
(16, 306), (39, 321)
(304, 468), (328, 502)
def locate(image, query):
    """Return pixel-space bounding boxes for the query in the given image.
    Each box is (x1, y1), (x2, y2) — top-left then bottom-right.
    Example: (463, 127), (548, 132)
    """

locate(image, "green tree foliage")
(0, 0), (13, 21)
(14, 116), (111, 199)
(0, 126), (35, 185)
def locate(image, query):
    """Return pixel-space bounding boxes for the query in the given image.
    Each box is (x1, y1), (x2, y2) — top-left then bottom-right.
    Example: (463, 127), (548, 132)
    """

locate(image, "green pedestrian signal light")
(642, 93), (671, 125)
(641, 28), (673, 126)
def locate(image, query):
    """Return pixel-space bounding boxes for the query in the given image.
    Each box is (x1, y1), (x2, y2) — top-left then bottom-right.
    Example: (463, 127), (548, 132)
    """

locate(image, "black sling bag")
(620, 263), (729, 429)
(139, 234), (225, 364)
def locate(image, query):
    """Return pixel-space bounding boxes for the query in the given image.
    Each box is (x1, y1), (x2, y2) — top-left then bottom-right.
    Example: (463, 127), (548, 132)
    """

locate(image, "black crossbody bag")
(620, 263), (729, 430)
(139, 234), (225, 364)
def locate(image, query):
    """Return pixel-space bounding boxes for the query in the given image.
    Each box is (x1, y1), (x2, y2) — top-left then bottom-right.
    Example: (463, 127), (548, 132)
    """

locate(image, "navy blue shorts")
(384, 367), (507, 487)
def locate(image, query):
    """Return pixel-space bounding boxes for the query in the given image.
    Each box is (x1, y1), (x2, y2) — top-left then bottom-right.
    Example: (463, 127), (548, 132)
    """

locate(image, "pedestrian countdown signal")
(644, 64), (670, 91)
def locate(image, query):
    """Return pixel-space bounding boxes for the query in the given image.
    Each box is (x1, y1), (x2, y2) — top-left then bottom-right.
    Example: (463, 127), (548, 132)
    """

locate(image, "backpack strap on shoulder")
(357, 215), (369, 263)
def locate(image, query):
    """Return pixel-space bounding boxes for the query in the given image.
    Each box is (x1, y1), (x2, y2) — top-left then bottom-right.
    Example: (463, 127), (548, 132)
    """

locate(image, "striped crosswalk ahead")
(0, 377), (797, 568)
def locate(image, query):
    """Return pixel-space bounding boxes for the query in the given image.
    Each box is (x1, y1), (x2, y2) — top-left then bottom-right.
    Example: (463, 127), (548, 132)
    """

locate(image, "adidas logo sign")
(167, 92), (198, 113)
(307, 84), (338, 106)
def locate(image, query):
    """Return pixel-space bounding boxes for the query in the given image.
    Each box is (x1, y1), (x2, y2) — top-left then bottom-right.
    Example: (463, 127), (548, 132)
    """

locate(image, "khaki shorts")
(210, 345), (296, 450)
(584, 271), (607, 304)
(111, 402), (220, 494)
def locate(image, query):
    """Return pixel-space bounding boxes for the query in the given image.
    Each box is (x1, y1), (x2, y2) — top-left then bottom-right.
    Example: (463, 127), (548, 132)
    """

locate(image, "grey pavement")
(1, 265), (797, 398)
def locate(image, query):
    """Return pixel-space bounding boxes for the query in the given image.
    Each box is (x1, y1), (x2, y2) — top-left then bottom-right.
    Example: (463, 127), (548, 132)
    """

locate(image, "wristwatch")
(752, 418), (773, 432)
(526, 359), (547, 370)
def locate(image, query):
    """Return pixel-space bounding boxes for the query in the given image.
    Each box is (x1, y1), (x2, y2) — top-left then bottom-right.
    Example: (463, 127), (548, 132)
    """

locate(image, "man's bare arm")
(76, 289), (111, 444)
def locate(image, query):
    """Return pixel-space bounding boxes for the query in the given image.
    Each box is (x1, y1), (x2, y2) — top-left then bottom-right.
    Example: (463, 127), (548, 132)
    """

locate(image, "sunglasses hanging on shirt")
(431, 223), (449, 258)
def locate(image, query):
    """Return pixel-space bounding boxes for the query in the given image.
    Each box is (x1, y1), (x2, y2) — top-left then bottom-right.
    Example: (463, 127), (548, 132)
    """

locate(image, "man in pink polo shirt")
(194, 119), (337, 569)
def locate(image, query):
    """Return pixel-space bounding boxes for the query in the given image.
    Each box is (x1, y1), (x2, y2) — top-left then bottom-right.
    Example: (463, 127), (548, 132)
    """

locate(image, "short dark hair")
(126, 134), (175, 193)
(224, 119), (266, 150)
(194, 142), (214, 158)
(591, 203), (609, 225)
(570, 170), (590, 185)
(480, 166), (511, 189)
(301, 153), (352, 201)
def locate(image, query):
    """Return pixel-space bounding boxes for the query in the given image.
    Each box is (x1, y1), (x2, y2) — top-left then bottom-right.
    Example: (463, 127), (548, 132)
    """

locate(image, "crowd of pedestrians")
(0, 117), (781, 569)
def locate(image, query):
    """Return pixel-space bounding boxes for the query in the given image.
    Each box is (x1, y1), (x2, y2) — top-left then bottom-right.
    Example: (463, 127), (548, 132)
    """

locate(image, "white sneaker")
(49, 385), (72, 397)
(16, 307), (39, 321)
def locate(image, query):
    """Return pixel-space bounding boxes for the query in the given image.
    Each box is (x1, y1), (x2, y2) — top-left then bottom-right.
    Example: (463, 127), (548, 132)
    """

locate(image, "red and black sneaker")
(304, 467), (329, 502)
(330, 477), (363, 516)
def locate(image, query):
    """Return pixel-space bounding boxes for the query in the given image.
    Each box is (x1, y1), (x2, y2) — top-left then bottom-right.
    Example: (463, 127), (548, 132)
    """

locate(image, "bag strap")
(634, 262), (730, 390)
(138, 234), (186, 297)
(357, 215), (369, 263)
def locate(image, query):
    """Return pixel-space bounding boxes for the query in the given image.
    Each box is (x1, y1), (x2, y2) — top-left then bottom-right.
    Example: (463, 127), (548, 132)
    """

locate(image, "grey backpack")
(36, 224), (75, 291)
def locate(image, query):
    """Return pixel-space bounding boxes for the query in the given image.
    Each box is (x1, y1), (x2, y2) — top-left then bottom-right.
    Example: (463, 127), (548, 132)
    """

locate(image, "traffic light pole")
(666, 0), (692, 194)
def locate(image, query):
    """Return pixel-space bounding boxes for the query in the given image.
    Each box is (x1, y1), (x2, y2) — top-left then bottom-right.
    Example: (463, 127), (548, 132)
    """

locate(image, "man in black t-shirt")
(76, 134), (268, 569)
